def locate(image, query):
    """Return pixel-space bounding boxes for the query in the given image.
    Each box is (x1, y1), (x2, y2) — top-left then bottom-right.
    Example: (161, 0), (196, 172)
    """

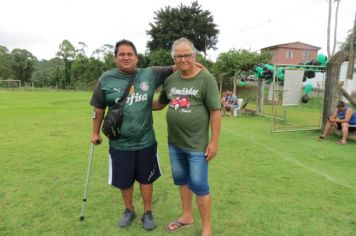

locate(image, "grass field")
(0, 91), (355, 236)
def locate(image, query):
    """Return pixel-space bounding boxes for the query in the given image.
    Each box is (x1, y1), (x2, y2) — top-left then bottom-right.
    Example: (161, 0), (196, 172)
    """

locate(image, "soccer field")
(0, 91), (355, 235)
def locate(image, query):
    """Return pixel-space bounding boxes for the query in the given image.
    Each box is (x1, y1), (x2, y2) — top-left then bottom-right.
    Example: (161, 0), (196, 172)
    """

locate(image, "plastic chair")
(233, 98), (244, 117)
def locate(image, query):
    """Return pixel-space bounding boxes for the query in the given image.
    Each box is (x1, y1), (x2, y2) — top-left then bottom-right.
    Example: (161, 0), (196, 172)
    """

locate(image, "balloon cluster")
(254, 64), (284, 84)
(253, 53), (328, 84)
(301, 54), (328, 81)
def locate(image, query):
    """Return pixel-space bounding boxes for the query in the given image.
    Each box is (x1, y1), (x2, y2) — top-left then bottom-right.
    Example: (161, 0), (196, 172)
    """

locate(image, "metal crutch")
(80, 141), (99, 221)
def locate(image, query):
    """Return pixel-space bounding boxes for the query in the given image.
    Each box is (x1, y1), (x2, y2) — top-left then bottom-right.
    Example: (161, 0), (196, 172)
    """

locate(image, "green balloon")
(317, 54), (328, 66)
(255, 67), (264, 78)
(239, 81), (246, 86)
(304, 84), (313, 94)
(277, 67), (285, 81)
(265, 64), (274, 71)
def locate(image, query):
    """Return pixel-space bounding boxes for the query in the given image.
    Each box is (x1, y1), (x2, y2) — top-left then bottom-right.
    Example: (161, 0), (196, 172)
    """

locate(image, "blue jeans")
(168, 144), (209, 196)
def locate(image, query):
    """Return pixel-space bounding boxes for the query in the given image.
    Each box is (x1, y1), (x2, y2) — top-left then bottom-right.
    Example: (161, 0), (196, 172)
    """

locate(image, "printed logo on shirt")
(113, 88), (121, 93)
(115, 92), (148, 106)
(140, 82), (149, 91)
(169, 96), (191, 112)
(129, 85), (135, 94)
(169, 87), (199, 97)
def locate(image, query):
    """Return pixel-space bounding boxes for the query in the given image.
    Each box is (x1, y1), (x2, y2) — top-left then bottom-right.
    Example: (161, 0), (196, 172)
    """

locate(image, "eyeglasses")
(117, 52), (135, 58)
(174, 53), (194, 61)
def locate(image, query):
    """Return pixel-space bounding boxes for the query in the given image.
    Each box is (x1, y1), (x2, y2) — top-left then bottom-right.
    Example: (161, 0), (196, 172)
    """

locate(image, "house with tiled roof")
(261, 41), (321, 65)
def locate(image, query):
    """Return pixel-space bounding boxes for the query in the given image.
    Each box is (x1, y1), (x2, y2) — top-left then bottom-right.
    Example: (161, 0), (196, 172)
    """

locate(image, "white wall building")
(306, 62), (356, 98)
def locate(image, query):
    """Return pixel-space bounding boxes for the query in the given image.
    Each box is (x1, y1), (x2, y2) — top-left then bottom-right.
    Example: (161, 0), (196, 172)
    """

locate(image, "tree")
(76, 41), (88, 59)
(327, 0), (342, 57)
(147, 49), (173, 66)
(92, 44), (115, 71)
(30, 58), (64, 88)
(56, 40), (76, 88)
(10, 49), (37, 85)
(147, 1), (219, 56)
(214, 49), (272, 94)
(0, 45), (11, 80)
(137, 53), (149, 68)
(332, 0), (341, 55)
(340, 30), (353, 51)
(196, 54), (214, 72)
(31, 60), (52, 87)
(70, 56), (90, 88)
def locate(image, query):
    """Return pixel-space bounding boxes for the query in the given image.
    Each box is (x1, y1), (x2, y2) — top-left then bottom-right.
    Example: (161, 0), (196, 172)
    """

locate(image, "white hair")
(171, 37), (198, 58)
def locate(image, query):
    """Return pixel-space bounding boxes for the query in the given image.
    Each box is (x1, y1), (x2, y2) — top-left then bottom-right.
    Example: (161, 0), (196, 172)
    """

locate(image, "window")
(304, 51), (310, 59)
(286, 50), (293, 58)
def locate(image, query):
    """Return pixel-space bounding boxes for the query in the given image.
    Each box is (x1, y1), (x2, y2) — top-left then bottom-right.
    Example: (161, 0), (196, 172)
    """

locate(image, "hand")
(91, 134), (102, 145)
(329, 117), (337, 122)
(195, 62), (207, 71)
(204, 141), (218, 161)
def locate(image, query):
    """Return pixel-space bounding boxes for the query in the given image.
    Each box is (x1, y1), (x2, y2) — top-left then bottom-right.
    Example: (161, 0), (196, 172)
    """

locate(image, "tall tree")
(92, 44), (115, 71)
(0, 45), (11, 80)
(327, 0), (342, 57)
(147, 1), (219, 56)
(327, 0), (332, 57)
(56, 40), (76, 88)
(332, 0), (341, 55)
(76, 41), (88, 59)
(10, 49), (37, 85)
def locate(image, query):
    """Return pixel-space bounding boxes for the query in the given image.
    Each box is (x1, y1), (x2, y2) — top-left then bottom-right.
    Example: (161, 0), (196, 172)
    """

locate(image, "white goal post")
(0, 80), (22, 91)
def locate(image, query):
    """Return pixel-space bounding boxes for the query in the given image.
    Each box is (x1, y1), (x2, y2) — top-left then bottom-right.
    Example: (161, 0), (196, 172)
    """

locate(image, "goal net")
(0, 80), (22, 91)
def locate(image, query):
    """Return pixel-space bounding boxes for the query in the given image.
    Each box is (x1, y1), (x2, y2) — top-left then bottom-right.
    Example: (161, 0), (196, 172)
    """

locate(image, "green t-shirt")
(90, 66), (172, 151)
(159, 70), (221, 152)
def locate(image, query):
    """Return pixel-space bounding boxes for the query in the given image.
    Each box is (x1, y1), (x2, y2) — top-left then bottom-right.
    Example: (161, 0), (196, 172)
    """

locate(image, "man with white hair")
(153, 37), (221, 236)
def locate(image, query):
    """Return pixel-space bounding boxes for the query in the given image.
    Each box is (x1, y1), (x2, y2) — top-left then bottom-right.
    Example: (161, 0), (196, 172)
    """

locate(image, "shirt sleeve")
(158, 88), (170, 105)
(90, 81), (106, 109)
(204, 73), (221, 111)
(152, 66), (174, 89)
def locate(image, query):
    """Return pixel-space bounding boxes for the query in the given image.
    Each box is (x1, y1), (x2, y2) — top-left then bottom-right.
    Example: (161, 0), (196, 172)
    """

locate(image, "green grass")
(0, 91), (356, 236)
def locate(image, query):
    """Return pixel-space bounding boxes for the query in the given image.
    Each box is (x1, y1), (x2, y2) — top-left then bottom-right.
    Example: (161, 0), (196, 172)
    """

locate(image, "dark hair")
(336, 101), (345, 107)
(114, 39), (137, 56)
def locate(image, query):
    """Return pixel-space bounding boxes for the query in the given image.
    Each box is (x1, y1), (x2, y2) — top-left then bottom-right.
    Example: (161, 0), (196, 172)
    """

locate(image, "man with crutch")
(87, 39), (175, 231)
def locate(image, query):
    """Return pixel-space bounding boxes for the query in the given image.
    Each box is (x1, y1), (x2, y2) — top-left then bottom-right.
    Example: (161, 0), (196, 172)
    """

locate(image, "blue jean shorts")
(168, 144), (209, 196)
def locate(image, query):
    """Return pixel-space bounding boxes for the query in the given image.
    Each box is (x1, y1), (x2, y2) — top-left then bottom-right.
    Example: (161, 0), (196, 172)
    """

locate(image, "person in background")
(226, 91), (239, 117)
(320, 100), (356, 144)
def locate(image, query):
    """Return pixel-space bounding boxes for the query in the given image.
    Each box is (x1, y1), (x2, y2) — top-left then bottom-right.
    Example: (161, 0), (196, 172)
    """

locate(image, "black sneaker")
(119, 208), (136, 227)
(141, 210), (156, 231)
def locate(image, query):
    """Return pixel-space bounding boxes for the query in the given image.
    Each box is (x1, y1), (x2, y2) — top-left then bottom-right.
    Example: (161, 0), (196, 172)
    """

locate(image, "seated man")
(226, 92), (239, 117)
(320, 101), (356, 144)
